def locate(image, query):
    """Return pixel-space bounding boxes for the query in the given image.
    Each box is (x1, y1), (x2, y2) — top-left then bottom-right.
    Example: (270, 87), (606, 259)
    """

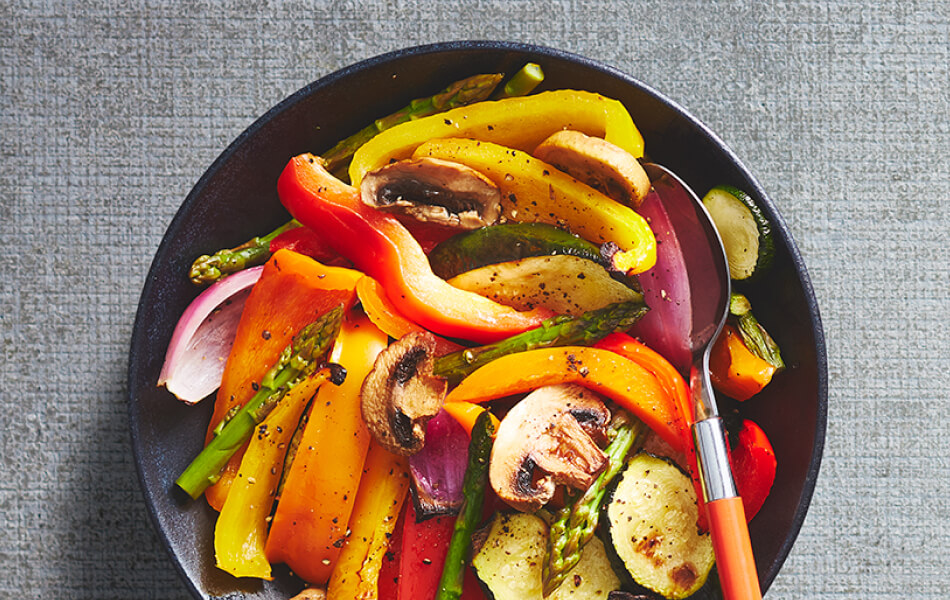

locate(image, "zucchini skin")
(702, 185), (775, 282)
(600, 454), (715, 600)
(428, 222), (605, 279)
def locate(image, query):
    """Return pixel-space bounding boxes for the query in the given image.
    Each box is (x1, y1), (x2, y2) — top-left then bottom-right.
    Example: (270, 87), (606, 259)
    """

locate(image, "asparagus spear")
(322, 72), (504, 177)
(175, 306), (345, 499)
(492, 62), (544, 99)
(729, 292), (784, 370)
(436, 411), (496, 600)
(433, 299), (648, 386)
(542, 411), (645, 596)
(189, 219), (302, 285)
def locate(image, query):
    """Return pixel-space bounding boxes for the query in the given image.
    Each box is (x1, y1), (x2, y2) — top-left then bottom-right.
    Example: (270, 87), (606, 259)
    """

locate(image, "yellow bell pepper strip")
(349, 89), (644, 184)
(444, 346), (688, 453)
(326, 441), (410, 599)
(214, 367), (332, 580)
(412, 138), (657, 274)
(264, 312), (389, 585)
(278, 154), (554, 343)
(709, 323), (777, 401)
(204, 249), (362, 511)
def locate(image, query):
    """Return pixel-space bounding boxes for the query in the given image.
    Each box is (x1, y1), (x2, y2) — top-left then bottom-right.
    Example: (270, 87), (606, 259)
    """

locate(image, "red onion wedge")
(408, 408), (470, 519)
(629, 187), (692, 373)
(157, 266), (264, 404)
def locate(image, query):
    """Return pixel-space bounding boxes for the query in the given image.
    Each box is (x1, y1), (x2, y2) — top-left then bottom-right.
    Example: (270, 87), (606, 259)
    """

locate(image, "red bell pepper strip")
(397, 502), (456, 600)
(277, 154), (554, 343)
(378, 501), (487, 600)
(397, 216), (460, 254)
(377, 503), (406, 600)
(730, 419), (777, 521)
(269, 224), (352, 268)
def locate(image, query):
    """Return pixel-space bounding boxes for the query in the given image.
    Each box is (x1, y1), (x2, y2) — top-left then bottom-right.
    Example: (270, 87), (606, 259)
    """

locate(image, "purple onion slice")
(157, 266), (264, 404)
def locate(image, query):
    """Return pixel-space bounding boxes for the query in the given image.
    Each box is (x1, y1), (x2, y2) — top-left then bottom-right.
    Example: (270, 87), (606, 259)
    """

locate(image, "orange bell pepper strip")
(709, 323), (777, 401)
(277, 154), (554, 343)
(441, 401), (500, 438)
(356, 275), (464, 358)
(444, 346), (687, 453)
(598, 332), (777, 526)
(595, 332), (708, 528)
(356, 275), (422, 340)
(214, 368), (332, 580)
(326, 441), (410, 599)
(595, 332), (692, 441)
(204, 249), (361, 510)
(264, 312), (389, 585)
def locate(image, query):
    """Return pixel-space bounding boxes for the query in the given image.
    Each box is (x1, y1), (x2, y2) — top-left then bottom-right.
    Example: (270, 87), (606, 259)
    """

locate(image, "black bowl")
(129, 41), (827, 599)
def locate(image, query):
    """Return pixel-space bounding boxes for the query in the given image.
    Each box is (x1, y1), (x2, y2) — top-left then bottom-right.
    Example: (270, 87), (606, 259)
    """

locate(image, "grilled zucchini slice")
(471, 511), (621, 600)
(447, 254), (643, 317)
(702, 185), (774, 281)
(471, 512), (547, 599)
(602, 453), (714, 599)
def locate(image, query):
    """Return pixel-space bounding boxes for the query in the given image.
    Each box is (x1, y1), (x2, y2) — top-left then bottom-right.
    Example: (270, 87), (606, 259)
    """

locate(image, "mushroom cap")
(360, 331), (448, 456)
(534, 130), (651, 208)
(489, 383), (610, 512)
(360, 157), (503, 229)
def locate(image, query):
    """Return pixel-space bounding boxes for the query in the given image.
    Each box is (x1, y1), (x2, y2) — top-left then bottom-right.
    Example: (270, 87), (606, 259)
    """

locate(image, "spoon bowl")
(643, 163), (731, 360)
(644, 163), (762, 599)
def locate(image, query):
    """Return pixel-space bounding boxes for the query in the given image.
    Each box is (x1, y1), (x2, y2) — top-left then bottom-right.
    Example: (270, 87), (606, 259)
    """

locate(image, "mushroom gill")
(489, 383), (610, 512)
(360, 331), (448, 456)
(360, 157), (503, 229)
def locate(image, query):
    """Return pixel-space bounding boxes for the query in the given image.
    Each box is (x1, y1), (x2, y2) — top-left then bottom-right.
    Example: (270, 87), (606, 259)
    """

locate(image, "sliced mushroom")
(360, 331), (448, 456)
(361, 157), (503, 229)
(489, 383), (611, 512)
(534, 130), (651, 208)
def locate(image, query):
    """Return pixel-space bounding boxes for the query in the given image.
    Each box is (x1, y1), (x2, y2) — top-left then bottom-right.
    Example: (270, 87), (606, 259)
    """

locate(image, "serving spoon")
(643, 163), (762, 600)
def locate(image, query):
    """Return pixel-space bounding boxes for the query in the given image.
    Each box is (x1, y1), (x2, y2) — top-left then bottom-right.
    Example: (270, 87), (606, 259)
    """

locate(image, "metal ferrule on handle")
(693, 417), (762, 600)
(692, 417), (737, 502)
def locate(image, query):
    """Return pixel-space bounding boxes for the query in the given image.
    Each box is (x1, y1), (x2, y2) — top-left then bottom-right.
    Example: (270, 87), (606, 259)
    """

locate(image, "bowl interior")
(129, 41), (826, 599)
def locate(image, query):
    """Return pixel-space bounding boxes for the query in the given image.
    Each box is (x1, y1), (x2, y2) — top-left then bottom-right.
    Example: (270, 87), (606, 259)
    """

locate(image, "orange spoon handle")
(707, 496), (762, 600)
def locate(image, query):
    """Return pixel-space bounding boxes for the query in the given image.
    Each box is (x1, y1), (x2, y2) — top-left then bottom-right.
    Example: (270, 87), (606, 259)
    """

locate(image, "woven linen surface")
(1, 1), (948, 598)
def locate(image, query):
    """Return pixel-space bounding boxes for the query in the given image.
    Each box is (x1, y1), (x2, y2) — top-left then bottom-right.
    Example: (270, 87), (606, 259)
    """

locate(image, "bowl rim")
(128, 39), (827, 598)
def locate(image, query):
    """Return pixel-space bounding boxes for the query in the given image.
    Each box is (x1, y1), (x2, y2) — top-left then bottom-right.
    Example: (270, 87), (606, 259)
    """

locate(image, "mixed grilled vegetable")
(160, 64), (785, 600)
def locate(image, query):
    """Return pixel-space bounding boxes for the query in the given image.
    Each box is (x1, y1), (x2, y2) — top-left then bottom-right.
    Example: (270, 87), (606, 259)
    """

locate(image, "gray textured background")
(2, 1), (948, 598)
